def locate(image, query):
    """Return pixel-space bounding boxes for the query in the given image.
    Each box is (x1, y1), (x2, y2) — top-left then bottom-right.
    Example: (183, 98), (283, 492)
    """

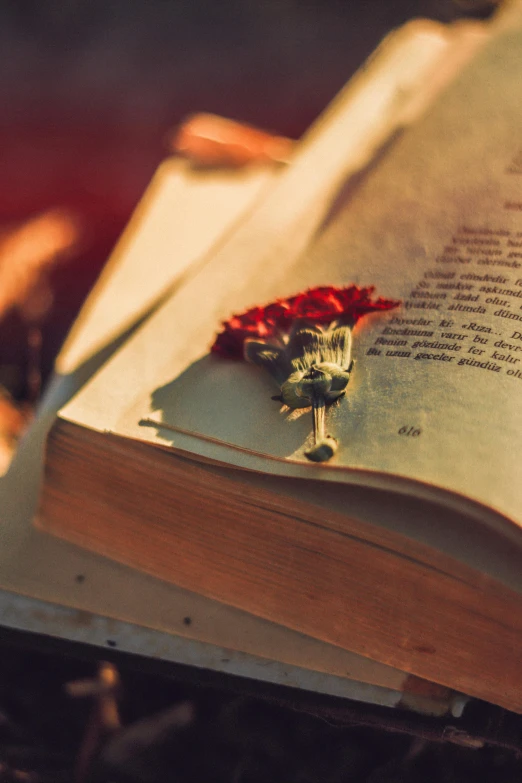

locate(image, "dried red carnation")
(212, 285), (400, 359)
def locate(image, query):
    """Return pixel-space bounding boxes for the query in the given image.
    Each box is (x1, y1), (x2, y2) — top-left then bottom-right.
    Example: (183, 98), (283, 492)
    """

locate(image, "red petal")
(211, 285), (400, 358)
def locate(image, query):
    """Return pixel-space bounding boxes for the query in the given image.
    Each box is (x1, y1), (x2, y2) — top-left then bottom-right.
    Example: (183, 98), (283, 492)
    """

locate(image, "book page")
(275, 21), (522, 524)
(60, 16), (522, 528)
(57, 160), (275, 375)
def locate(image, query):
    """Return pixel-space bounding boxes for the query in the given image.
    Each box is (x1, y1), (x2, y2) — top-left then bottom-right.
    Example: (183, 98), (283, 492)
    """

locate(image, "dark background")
(0, 0), (480, 220)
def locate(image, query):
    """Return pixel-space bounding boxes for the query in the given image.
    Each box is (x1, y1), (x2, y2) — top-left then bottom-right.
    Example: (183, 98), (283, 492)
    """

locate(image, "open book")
(36, 5), (522, 713)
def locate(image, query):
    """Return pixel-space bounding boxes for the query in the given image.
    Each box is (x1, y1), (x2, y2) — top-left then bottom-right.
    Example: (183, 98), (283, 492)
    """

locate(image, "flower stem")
(312, 394), (326, 444)
(305, 393), (337, 463)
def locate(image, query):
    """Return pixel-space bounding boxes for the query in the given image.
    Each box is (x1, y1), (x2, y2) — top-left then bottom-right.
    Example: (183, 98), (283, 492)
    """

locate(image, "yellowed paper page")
(58, 160), (275, 375)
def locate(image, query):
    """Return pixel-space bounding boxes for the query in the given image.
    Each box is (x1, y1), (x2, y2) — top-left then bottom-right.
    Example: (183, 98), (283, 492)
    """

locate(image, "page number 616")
(398, 426), (421, 437)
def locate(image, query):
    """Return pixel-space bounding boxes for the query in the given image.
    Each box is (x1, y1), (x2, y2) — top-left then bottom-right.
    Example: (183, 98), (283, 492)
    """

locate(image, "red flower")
(212, 285), (400, 359)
